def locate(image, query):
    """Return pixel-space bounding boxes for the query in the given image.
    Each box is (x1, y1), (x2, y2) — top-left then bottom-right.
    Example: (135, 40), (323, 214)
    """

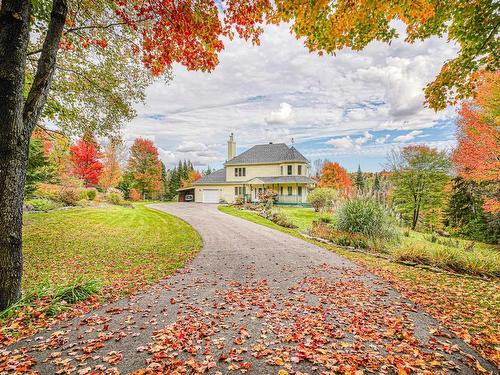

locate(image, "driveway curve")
(4, 203), (495, 374)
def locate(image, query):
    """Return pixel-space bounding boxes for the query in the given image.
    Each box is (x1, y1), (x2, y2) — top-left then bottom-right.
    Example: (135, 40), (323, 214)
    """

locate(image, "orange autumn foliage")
(453, 72), (499, 213)
(318, 162), (353, 195)
(181, 170), (202, 188)
(129, 188), (141, 202)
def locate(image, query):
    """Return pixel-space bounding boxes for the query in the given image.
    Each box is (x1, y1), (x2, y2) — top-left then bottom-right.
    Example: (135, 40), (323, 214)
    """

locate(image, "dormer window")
(298, 165), (302, 175)
(287, 165), (292, 175)
(235, 167), (246, 177)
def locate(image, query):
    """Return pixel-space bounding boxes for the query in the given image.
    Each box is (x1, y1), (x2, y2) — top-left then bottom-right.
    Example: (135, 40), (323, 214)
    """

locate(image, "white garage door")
(202, 189), (220, 203)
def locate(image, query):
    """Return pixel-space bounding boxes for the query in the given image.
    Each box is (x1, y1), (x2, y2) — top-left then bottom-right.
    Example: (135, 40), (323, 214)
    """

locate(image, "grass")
(218, 205), (500, 365)
(278, 206), (321, 231)
(229, 205), (499, 277)
(1, 203), (202, 344)
(22, 203), (201, 292)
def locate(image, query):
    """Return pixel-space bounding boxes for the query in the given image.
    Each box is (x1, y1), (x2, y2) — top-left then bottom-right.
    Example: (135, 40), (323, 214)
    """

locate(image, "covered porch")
(239, 177), (315, 205)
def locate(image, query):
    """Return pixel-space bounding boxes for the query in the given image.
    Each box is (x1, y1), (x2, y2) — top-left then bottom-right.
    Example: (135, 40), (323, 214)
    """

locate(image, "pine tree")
(160, 162), (168, 200)
(26, 137), (54, 196)
(355, 165), (365, 193)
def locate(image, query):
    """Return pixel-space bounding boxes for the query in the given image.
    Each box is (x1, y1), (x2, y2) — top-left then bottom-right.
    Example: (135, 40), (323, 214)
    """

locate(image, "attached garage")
(202, 189), (220, 203)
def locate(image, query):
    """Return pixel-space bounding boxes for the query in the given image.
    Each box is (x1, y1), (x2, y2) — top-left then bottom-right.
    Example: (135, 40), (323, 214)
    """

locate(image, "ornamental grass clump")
(334, 197), (400, 248)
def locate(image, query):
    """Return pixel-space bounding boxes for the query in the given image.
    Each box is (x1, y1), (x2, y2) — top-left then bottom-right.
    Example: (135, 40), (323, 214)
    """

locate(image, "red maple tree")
(318, 162), (353, 195)
(69, 136), (104, 185)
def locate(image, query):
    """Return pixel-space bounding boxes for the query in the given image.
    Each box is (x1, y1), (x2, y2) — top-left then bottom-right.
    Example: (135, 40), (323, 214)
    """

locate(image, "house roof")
(193, 168), (227, 185)
(225, 143), (308, 165)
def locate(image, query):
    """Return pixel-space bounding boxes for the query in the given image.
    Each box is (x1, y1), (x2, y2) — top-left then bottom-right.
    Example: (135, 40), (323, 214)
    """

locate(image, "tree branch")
(65, 17), (148, 33)
(23, 0), (68, 136)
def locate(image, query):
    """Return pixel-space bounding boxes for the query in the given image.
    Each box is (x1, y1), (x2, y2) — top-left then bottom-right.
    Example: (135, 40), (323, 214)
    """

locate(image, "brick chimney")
(227, 133), (236, 161)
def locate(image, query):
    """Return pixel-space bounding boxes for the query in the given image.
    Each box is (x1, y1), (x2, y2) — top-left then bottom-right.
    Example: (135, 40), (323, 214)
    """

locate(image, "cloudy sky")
(123, 22), (459, 172)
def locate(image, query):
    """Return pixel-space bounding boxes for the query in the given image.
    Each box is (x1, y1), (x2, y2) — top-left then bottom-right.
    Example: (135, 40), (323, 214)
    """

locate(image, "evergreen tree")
(445, 177), (499, 243)
(26, 137), (54, 196)
(355, 165), (365, 193)
(160, 162), (168, 200)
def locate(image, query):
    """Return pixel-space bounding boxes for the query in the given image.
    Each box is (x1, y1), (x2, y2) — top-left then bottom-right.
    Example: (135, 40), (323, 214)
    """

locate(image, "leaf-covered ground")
(219, 205), (500, 367)
(1, 201), (496, 374)
(0, 204), (201, 347)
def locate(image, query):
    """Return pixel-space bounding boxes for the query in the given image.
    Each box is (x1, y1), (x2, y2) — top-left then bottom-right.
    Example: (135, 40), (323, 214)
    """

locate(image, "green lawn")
(218, 205), (500, 365)
(22, 203), (201, 292)
(1, 203), (201, 345)
(278, 206), (320, 231)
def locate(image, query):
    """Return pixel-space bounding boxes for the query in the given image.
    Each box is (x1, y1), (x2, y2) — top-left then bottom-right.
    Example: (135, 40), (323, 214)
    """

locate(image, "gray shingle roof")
(193, 168), (227, 185)
(225, 143), (308, 165)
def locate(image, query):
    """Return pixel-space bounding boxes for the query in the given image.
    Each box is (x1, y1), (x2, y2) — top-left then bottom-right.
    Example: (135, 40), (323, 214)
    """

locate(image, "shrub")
(264, 209), (297, 228)
(86, 188), (97, 201)
(58, 187), (81, 206)
(393, 244), (433, 265)
(106, 188), (124, 205)
(309, 220), (334, 239)
(24, 198), (57, 212)
(334, 197), (400, 244)
(234, 196), (245, 206)
(241, 202), (259, 211)
(129, 188), (141, 202)
(307, 188), (337, 212)
(258, 190), (278, 211)
(107, 193), (124, 205)
(392, 244), (499, 277)
(34, 183), (60, 200)
(331, 231), (369, 249)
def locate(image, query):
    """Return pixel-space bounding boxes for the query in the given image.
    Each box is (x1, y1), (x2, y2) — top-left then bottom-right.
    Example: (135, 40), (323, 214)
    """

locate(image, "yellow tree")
(100, 140), (124, 190)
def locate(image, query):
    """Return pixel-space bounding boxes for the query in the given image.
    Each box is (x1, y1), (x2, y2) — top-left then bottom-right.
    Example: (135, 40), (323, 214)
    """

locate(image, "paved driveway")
(4, 203), (495, 374)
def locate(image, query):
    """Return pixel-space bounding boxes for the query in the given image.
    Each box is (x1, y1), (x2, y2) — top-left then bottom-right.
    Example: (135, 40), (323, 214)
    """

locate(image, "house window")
(298, 165), (302, 175)
(280, 186), (283, 195)
(235, 187), (238, 195)
(298, 186), (302, 196)
(235, 167), (246, 177)
(280, 166), (283, 175)
(287, 165), (292, 175)
(288, 186), (292, 196)
(235, 186), (245, 196)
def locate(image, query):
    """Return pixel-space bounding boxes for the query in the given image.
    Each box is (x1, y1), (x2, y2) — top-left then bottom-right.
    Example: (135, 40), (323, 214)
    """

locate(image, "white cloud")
(375, 135), (390, 144)
(393, 130), (423, 142)
(176, 141), (209, 153)
(122, 22), (459, 168)
(327, 136), (354, 149)
(355, 131), (373, 145)
(265, 102), (295, 125)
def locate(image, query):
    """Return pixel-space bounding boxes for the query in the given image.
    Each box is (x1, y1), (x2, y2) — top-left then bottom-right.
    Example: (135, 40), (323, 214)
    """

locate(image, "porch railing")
(276, 195), (304, 204)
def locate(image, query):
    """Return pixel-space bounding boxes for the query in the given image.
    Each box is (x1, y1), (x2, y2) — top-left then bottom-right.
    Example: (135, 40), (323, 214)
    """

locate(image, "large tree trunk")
(0, 0), (31, 310)
(0, 0), (67, 310)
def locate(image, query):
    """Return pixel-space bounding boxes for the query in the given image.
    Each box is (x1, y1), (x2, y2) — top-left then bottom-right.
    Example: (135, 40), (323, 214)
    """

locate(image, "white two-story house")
(189, 134), (316, 204)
